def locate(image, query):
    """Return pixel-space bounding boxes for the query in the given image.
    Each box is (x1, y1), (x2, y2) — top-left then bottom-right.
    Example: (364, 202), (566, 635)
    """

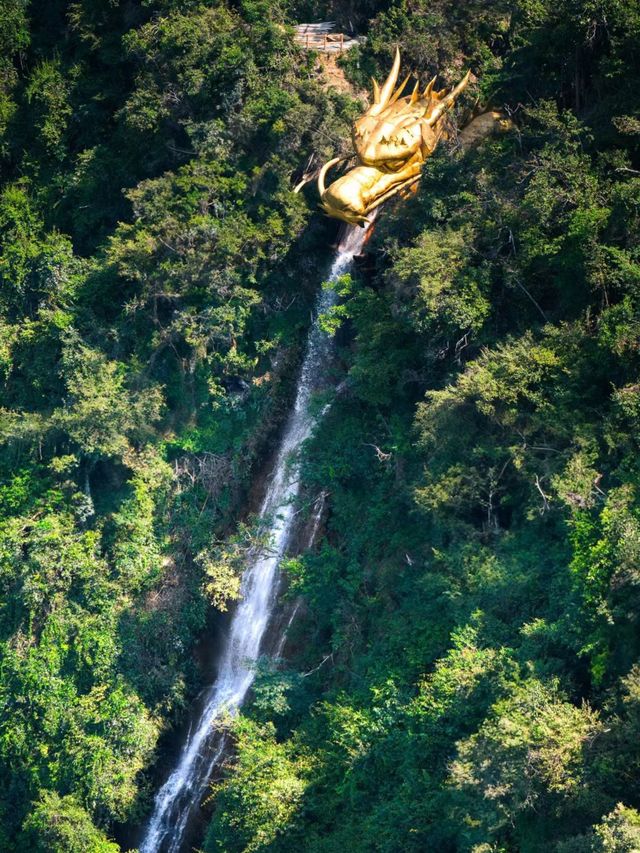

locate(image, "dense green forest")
(1, 0), (640, 850)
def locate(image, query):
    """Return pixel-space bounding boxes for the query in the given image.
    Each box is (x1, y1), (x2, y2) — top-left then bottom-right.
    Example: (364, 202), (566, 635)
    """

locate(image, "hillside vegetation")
(0, 1), (640, 852)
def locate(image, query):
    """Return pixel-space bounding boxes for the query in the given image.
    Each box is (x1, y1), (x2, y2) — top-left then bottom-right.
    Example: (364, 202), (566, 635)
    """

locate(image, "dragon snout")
(320, 174), (369, 226)
(320, 200), (369, 226)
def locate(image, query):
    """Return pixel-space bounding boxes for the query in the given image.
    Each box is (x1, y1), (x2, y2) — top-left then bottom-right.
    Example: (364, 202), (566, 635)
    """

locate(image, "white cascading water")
(139, 221), (372, 853)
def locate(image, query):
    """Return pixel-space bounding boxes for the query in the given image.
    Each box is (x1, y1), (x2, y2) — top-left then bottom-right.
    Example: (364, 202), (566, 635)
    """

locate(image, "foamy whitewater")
(139, 222), (371, 853)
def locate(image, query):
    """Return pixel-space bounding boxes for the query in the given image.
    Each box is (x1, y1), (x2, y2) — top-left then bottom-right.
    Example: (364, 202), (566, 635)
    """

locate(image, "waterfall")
(138, 221), (372, 853)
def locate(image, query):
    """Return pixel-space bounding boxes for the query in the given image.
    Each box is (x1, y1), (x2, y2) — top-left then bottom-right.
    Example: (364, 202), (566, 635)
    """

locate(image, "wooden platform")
(294, 22), (360, 53)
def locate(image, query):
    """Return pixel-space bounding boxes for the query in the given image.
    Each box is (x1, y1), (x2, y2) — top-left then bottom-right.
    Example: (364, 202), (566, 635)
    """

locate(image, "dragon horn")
(425, 70), (471, 126)
(423, 76), (436, 99)
(317, 157), (343, 197)
(379, 47), (401, 106)
(370, 47), (401, 115)
(371, 78), (381, 104)
(409, 79), (420, 104)
(388, 74), (410, 106)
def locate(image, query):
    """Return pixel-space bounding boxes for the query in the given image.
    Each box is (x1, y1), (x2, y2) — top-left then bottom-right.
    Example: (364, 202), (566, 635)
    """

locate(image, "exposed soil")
(314, 52), (367, 100)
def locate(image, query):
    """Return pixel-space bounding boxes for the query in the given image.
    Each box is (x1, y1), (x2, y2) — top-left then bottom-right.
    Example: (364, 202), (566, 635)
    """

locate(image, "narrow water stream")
(139, 222), (372, 853)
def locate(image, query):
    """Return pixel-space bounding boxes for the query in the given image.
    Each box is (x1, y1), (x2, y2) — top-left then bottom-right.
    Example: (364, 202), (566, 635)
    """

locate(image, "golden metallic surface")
(317, 49), (470, 225)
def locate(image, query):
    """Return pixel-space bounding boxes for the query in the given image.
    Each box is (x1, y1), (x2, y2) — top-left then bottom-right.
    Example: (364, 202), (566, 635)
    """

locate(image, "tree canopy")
(1, 0), (640, 851)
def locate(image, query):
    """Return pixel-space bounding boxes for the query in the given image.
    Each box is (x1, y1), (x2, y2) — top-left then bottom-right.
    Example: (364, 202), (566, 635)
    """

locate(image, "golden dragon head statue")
(318, 49), (470, 225)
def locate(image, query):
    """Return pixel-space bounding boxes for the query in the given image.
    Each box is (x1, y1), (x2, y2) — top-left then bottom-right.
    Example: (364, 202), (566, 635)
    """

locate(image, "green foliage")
(197, 520), (272, 611)
(450, 679), (602, 846)
(201, 2), (640, 852)
(204, 718), (310, 853)
(3, 0), (640, 850)
(25, 59), (73, 161)
(21, 791), (120, 853)
(0, 0), (28, 153)
(558, 804), (640, 852)
(54, 340), (164, 461)
(389, 226), (491, 337)
(0, 0), (356, 848)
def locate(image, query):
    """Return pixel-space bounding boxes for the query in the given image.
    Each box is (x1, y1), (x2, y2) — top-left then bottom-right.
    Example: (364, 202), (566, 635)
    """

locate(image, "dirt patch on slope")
(313, 53), (367, 100)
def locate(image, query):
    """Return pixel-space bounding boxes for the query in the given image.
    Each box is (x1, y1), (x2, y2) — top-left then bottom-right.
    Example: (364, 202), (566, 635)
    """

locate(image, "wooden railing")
(294, 22), (359, 53)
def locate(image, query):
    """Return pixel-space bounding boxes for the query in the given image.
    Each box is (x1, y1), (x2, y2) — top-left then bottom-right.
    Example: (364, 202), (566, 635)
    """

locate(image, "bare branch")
(301, 652), (334, 678)
(363, 443), (392, 462)
(534, 474), (551, 514)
